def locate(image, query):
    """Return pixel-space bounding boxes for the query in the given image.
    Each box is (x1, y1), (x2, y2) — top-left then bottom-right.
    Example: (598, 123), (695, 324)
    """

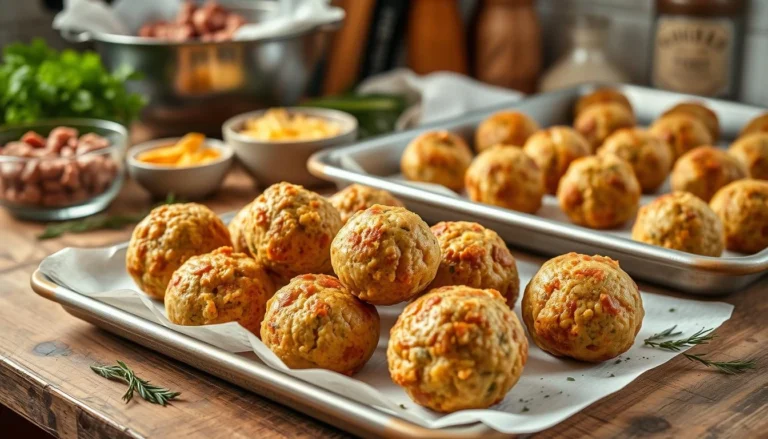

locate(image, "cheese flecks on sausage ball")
(474, 111), (540, 153)
(228, 201), (253, 255)
(521, 253), (644, 362)
(574, 88), (633, 117)
(165, 247), (275, 336)
(465, 146), (544, 213)
(557, 155), (641, 229)
(739, 112), (768, 139)
(729, 133), (768, 180)
(598, 128), (673, 194)
(126, 203), (232, 299)
(260, 274), (379, 375)
(523, 126), (591, 194)
(329, 184), (404, 224)
(400, 131), (473, 191)
(710, 179), (768, 254)
(331, 205), (440, 305)
(649, 113), (713, 161)
(573, 102), (635, 152)
(242, 182), (342, 284)
(632, 191), (724, 256)
(428, 221), (520, 308)
(670, 146), (748, 202)
(388, 286), (528, 412)
(661, 102), (720, 142)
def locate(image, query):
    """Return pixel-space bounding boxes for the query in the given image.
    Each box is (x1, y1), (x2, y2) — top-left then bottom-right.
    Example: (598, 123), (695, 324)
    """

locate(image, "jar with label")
(651, 0), (745, 99)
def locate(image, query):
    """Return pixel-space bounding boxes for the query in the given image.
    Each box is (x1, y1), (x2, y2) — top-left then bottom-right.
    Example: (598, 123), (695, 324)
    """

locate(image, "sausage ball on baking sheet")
(661, 102), (720, 142)
(428, 221), (520, 308)
(557, 155), (641, 229)
(331, 205), (440, 305)
(597, 128), (673, 193)
(649, 113), (713, 161)
(523, 126), (591, 194)
(388, 285), (528, 413)
(739, 112), (768, 139)
(328, 184), (404, 224)
(465, 146), (544, 214)
(632, 191), (724, 256)
(242, 182), (342, 284)
(670, 146), (748, 202)
(126, 203), (232, 299)
(260, 274), (379, 375)
(474, 111), (540, 153)
(521, 253), (644, 362)
(574, 88), (633, 117)
(400, 131), (473, 191)
(228, 201), (254, 256)
(710, 179), (768, 254)
(165, 247), (275, 336)
(729, 133), (768, 180)
(573, 102), (636, 153)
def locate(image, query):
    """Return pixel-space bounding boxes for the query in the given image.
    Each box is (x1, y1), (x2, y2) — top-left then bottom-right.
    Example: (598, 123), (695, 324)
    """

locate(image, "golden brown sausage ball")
(557, 155), (641, 229)
(388, 285), (528, 412)
(328, 184), (404, 224)
(739, 112), (768, 139)
(242, 182), (342, 284)
(661, 102), (720, 141)
(631, 191), (724, 256)
(729, 133), (768, 180)
(710, 179), (768, 254)
(465, 146), (544, 213)
(670, 146), (748, 202)
(649, 113), (713, 161)
(400, 131), (473, 191)
(428, 221), (520, 307)
(521, 253), (644, 362)
(573, 102), (636, 152)
(228, 201), (253, 256)
(127, 203), (232, 299)
(574, 88), (633, 117)
(260, 274), (379, 375)
(331, 205), (440, 305)
(598, 128), (673, 193)
(523, 126), (591, 194)
(474, 111), (540, 153)
(165, 247), (275, 336)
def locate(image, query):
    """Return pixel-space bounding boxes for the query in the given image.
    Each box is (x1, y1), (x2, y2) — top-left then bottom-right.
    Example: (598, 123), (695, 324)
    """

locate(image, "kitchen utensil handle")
(60, 29), (93, 43)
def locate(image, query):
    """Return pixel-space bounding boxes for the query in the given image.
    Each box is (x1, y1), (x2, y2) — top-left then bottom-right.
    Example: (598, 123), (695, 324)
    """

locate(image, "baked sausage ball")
(523, 126), (591, 194)
(465, 146), (544, 213)
(328, 184), (404, 224)
(521, 253), (644, 362)
(165, 247), (275, 336)
(598, 128), (673, 193)
(127, 203), (232, 299)
(388, 285), (528, 412)
(661, 102), (720, 141)
(631, 191), (724, 256)
(710, 179), (768, 254)
(228, 201), (253, 255)
(243, 182), (342, 284)
(670, 146), (748, 202)
(474, 111), (540, 153)
(428, 221), (520, 307)
(260, 274), (379, 375)
(400, 130), (473, 191)
(557, 155), (641, 229)
(574, 88), (633, 117)
(649, 113), (713, 160)
(729, 133), (768, 180)
(573, 102), (636, 152)
(331, 205), (440, 305)
(739, 112), (768, 139)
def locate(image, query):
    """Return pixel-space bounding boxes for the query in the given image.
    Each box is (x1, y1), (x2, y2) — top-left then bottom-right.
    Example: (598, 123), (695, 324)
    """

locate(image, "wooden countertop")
(0, 168), (766, 438)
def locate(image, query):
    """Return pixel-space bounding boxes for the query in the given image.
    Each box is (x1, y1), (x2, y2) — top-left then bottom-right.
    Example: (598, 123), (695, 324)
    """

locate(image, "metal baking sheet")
(308, 84), (768, 295)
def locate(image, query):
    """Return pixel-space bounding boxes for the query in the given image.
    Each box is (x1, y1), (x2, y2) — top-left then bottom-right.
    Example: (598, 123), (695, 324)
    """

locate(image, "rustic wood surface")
(0, 167), (766, 439)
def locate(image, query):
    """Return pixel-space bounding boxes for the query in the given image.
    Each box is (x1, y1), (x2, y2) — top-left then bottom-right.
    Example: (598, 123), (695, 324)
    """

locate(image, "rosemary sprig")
(91, 361), (181, 406)
(644, 327), (714, 351)
(643, 325), (683, 345)
(683, 353), (756, 375)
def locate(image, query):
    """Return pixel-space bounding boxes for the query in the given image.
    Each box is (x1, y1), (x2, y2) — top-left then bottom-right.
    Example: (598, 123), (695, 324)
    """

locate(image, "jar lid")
(657, 0), (745, 17)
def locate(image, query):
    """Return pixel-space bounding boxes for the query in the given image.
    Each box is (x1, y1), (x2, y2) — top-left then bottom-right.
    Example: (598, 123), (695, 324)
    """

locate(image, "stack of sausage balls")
(399, 88), (768, 256)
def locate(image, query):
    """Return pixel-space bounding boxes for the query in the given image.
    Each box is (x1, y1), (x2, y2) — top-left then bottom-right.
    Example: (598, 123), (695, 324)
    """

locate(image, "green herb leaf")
(644, 327), (714, 351)
(683, 354), (756, 375)
(91, 361), (180, 406)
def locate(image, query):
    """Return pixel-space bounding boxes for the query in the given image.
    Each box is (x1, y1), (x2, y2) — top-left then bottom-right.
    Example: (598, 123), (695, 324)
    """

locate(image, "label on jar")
(652, 16), (734, 97)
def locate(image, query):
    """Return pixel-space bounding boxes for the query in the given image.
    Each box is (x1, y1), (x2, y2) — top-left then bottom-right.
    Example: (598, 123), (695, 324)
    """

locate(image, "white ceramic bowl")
(222, 107), (357, 187)
(127, 138), (234, 200)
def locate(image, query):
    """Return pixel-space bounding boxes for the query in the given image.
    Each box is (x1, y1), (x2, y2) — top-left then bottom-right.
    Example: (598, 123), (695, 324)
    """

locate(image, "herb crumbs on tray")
(567, 377), (575, 381)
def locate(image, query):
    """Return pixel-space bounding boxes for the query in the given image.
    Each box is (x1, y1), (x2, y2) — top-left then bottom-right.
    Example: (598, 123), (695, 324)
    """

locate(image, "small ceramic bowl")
(127, 138), (233, 200)
(222, 107), (357, 187)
